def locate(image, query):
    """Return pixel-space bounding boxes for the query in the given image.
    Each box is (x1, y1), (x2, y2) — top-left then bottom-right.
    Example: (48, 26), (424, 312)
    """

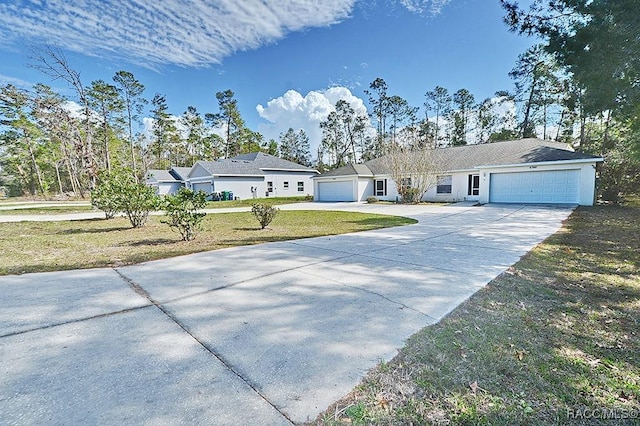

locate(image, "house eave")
(314, 173), (372, 180)
(475, 157), (604, 170)
(260, 167), (319, 174)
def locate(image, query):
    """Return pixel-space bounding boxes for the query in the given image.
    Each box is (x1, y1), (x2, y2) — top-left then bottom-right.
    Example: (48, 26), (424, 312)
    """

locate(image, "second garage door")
(489, 169), (580, 204)
(191, 182), (211, 194)
(317, 181), (354, 201)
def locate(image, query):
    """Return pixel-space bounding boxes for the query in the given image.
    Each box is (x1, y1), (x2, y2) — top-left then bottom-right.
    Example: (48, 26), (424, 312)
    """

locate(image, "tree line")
(318, 0), (639, 201)
(2, 0), (638, 202)
(0, 47), (311, 198)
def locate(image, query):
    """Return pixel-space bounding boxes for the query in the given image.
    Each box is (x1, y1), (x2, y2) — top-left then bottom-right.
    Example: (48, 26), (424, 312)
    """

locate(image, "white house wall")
(212, 176), (264, 199)
(263, 171), (315, 198)
(357, 178), (373, 201)
(478, 162), (598, 206)
(367, 174), (470, 203)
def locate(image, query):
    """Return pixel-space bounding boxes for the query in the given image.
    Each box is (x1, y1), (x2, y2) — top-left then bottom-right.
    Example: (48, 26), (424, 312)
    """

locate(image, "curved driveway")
(0, 202), (574, 425)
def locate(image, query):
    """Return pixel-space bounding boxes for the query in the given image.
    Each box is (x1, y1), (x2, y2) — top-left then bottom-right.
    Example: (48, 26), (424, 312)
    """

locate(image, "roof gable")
(145, 169), (177, 183)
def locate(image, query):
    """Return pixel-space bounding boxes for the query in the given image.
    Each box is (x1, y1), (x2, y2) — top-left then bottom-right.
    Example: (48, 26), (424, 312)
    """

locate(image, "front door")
(468, 174), (480, 200)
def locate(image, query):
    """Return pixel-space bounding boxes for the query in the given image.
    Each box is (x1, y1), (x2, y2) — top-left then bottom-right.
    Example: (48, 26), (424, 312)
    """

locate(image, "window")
(297, 181), (304, 192)
(267, 181), (273, 192)
(401, 177), (412, 188)
(283, 181), (289, 189)
(374, 179), (387, 196)
(437, 175), (452, 194)
(468, 174), (479, 196)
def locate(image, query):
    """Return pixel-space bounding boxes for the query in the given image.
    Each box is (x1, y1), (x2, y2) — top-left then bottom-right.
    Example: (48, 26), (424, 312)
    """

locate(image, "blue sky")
(0, 0), (536, 153)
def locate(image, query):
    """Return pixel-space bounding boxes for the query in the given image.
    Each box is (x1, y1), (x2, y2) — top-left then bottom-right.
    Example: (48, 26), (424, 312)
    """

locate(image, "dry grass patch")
(313, 203), (640, 426)
(0, 210), (415, 275)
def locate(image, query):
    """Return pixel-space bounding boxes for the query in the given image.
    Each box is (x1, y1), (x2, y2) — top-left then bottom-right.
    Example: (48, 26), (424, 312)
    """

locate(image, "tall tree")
(319, 100), (368, 167)
(0, 84), (46, 195)
(364, 78), (390, 156)
(424, 86), (452, 147)
(451, 89), (475, 146)
(502, 0), (640, 118)
(206, 90), (245, 158)
(387, 95), (418, 146)
(509, 45), (562, 138)
(88, 80), (124, 172)
(180, 105), (210, 163)
(113, 70), (146, 174)
(279, 128), (311, 166)
(30, 46), (98, 188)
(149, 93), (179, 169)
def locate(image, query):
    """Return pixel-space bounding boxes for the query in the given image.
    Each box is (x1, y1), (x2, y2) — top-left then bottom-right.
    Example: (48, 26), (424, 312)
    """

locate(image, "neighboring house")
(313, 138), (604, 206)
(145, 167), (191, 195)
(188, 152), (318, 200)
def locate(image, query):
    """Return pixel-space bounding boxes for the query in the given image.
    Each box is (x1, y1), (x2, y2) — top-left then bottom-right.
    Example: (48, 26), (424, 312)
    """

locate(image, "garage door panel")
(318, 181), (353, 202)
(490, 170), (580, 204)
(192, 182), (211, 194)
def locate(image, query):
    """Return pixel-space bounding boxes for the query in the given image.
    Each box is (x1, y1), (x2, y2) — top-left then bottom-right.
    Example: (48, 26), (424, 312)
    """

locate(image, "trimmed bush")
(162, 188), (207, 241)
(366, 196), (378, 203)
(91, 170), (160, 228)
(251, 203), (279, 229)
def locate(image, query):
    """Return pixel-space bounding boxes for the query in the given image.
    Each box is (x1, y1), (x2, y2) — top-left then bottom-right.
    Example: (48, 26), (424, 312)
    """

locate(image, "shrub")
(119, 181), (160, 228)
(91, 170), (159, 227)
(402, 187), (421, 204)
(251, 203), (279, 229)
(91, 179), (120, 219)
(366, 196), (378, 203)
(162, 188), (207, 241)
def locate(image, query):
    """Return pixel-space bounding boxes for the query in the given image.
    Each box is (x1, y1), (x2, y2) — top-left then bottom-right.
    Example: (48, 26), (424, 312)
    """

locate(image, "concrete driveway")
(0, 203), (574, 425)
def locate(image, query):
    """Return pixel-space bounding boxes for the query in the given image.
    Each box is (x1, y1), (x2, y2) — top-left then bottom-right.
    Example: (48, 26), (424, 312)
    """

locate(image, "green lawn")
(313, 202), (640, 425)
(205, 195), (311, 208)
(0, 205), (94, 215)
(0, 210), (416, 275)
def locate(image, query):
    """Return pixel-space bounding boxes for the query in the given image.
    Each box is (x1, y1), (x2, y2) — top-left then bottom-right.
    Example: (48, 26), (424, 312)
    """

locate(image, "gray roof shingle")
(169, 167), (192, 180)
(195, 152), (317, 176)
(145, 169), (177, 183)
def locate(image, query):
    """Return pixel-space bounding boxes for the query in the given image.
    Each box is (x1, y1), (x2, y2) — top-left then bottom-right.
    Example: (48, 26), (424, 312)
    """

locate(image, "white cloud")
(0, 74), (33, 88)
(0, 1), (451, 70)
(0, 0), (355, 69)
(256, 86), (372, 156)
(398, 0), (452, 16)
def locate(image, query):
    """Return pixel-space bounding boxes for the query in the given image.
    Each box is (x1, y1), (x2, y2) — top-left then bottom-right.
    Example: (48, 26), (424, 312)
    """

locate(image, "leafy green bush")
(251, 203), (279, 229)
(120, 182), (160, 228)
(162, 188), (207, 241)
(91, 170), (159, 227)
(366, 196), (378, 203)
(402, 187), (421, 203)
(91, 178), (120, 219)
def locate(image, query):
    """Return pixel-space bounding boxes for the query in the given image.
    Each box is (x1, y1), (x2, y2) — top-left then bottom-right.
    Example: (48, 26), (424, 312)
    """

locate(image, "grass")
(205, 195), (311, 208)
(0, 210), (416, 275)
(312, 202), (640, 425)
(0, 205), (94, 215)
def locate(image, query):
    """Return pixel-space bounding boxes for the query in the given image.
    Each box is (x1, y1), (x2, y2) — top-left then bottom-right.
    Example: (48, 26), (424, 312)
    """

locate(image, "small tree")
(162, 188), (207, 241)
(91, 172), (120, 219)
(91, 170), (159, 227)
(251, 203), (279, 229)
(119, 180), (159, 228)
(382, 145), (442, 203)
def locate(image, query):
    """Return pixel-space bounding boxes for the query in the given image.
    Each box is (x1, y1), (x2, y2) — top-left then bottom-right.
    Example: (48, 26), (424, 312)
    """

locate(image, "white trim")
(475, 158), (603, 170)
(260, 167), (319, 173)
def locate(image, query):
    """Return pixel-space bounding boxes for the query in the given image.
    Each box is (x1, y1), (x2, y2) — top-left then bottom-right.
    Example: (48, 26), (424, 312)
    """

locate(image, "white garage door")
(191, 182), (211, 194)
(489, 170), (580, 204)
(318, 181), (354, 201)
